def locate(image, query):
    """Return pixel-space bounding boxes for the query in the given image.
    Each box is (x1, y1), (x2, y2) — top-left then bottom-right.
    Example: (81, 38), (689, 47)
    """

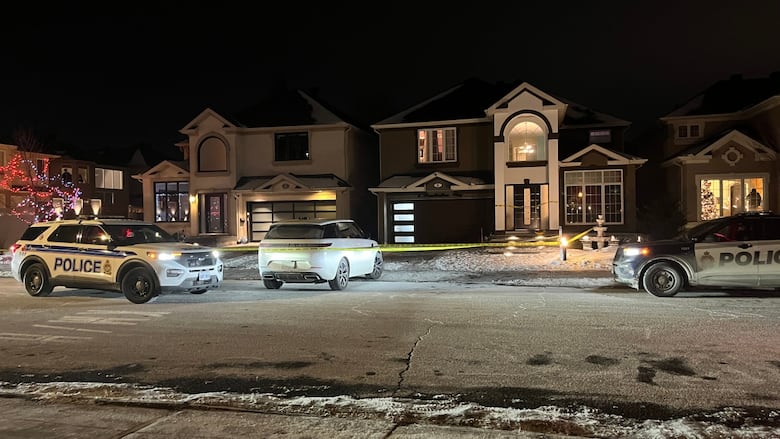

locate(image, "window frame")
(274, 132), (310, 162)
(417, 127), (457, 164)
(94, 167), (123, 190)
(154, 181), (190, 223)
(564, 169), (624, 225)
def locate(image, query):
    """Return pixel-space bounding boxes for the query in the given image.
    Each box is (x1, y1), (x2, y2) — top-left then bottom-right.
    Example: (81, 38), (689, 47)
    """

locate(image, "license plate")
(198, 271), (210, 281)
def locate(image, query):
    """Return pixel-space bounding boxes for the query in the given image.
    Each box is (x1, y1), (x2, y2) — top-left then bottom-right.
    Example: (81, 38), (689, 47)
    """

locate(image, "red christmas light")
(0, 154), (82, 223)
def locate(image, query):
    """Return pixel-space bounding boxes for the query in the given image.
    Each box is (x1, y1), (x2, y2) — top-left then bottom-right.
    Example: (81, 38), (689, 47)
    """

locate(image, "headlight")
(147, 251), (181, 261)
(212, 250), (221, 259)
(623, 247), (649, 257)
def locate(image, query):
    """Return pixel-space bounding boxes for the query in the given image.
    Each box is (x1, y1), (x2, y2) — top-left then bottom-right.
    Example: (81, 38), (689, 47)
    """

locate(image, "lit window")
(154, 181), (190, 222)
(95, 168), (123, 190)
(418, 128), (456, 163)
(508, 121), (546, 162)
(564, 170), (623, 224)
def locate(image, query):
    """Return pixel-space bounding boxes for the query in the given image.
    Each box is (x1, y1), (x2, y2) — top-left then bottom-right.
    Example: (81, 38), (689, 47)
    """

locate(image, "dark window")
(274, 132), (309, 161)
(689, 125), (700, 137)
(677, 125), (688, 138)
(20, 226), (48, 241)
(81, 225), (109, 245)
(198, 137), (228, 172)
(589, 129), (612, 144)
(48, 225), (81, 243)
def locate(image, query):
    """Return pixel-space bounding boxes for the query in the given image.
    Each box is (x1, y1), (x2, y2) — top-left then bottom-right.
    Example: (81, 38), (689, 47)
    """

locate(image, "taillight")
(10, 243), (23, 253)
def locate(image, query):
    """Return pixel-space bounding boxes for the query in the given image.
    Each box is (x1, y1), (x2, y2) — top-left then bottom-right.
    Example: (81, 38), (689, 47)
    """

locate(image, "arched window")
(198, 137), (228, 172)
(507, 121), (546, 162)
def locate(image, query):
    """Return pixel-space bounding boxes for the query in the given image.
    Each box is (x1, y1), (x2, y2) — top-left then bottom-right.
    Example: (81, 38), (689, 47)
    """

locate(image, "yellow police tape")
(218, 228), (595, 253)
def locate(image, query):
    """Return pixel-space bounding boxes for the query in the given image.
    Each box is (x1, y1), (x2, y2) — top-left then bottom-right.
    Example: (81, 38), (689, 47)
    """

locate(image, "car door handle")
(738, 243), (752, 249)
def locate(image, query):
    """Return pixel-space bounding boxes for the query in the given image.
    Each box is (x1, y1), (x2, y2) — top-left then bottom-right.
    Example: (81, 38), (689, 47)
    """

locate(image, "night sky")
(2, 3), (779, 153)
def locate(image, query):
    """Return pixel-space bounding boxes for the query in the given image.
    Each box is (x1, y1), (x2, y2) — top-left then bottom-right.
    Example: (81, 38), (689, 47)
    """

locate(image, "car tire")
(366, 252), (383, 280)
(121, 267), (159, 304)
(23, 263), (53, 297)
(263, 279), (283, 289)
(642, 262), (684, 297)
(190, 289), (208, 295)
(328, 258), (350, 290)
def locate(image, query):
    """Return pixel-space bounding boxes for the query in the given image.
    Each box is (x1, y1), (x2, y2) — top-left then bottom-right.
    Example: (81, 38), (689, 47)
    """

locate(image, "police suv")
(612, 211), (780, 297)
(10, 219), (223, 304)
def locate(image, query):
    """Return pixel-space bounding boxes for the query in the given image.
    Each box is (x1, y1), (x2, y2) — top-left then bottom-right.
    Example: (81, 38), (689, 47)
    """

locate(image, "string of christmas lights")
(0, 154), (82, 223)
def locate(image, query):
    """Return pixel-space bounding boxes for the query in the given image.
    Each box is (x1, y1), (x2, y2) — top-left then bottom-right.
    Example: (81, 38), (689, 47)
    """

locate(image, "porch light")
(189, 194), (196, 204)
(90, 199), (102, 217)
(73, 198), (83, 216)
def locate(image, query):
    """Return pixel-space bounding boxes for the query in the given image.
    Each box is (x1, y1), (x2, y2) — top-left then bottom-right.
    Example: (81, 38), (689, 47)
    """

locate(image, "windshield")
(103, 224), (177, 245)
(265, 224), (324, 239)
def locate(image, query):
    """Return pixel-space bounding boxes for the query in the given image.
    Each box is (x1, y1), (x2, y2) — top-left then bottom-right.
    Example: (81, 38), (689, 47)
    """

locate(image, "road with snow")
(0, 277), (778, 437)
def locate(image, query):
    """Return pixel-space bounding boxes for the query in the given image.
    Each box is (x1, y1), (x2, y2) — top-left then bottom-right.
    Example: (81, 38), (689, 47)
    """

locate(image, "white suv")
(10, 219), (223, 304)
(257, 219), (383, 290)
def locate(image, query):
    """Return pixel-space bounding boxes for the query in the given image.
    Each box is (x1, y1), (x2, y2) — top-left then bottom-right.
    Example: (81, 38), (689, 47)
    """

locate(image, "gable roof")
(131, 159), (189, 180)
(182, 88), (368, 133)
(560, 144), (646, 167)
(664, 72), (780, 118)
(662, 129), (777, 166)
(373, 78), (518, 126)
(370, 171), (492, 193)
(372, 78), (629, 129)
(234, 173), (351, 192)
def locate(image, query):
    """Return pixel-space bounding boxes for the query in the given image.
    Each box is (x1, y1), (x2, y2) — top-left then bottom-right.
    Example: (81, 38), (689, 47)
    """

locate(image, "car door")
(78, 225), (113, 283)
(754, 217), (780, 286)
(337, 222), (375, 274)
(694, 217), (759, 287)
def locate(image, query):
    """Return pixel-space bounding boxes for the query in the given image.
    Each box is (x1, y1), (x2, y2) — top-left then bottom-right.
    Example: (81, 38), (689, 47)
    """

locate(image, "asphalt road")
(0, 277), (779, 436)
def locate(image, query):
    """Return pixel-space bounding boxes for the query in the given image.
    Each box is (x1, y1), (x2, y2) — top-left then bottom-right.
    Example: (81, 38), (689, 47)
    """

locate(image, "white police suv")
(10, 219), (223, 303)
(612, 211), (780, 297)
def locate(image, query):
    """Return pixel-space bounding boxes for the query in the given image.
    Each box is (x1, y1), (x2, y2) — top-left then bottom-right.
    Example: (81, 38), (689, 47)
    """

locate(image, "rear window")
(20, 226), (49, 241)
(265, 225), (325, 239)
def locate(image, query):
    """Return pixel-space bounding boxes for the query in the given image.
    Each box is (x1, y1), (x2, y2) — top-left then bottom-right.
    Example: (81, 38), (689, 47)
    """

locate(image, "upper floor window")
(508, 121), (546, 162)
(198, 136), (228, 172)
(418, 128), (456, 163)
(77, 167), (88, 184)
(61, 166), (73, 183)
(275, 132), (309, 161)
(36, 159), (48, 177)
(589, 129), (612, 144)
(676, 123), (701, 139)
(95, 168), (123, 190)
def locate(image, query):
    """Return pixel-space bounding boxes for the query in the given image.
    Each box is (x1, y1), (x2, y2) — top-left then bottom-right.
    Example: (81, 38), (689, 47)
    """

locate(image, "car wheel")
(642, 262), (684, 297)
(328, 258), (350, 290)
(263, 279), (283, 289)
(366, 252), (383, 280)
(190, 289), (208, 295)
(121, 267), (159, 304)
(23, 263), (53, 297)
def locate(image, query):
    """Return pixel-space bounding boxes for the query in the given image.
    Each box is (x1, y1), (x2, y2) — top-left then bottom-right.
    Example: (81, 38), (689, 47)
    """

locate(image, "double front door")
(506, 184), (548, 231)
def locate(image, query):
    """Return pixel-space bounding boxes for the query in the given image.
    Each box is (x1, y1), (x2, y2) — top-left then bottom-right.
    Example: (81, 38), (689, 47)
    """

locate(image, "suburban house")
(652, 73), (780, 225)
(369, 78), (646, 244)
(133, 88), (378, 245)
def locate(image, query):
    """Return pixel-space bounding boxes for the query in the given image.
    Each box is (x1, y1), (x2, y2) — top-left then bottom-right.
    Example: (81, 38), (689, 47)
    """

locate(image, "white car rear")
(257, 219), (383, 290)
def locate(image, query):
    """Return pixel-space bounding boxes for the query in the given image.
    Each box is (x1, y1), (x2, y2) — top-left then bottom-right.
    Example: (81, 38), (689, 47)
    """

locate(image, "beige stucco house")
(133, 89), (378, 245)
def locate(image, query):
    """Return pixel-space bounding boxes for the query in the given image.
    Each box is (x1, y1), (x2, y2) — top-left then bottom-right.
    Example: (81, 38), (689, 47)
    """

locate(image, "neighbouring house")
(652, 72), (780, 225)
(133, 87), (378, 245)
(0, 143), (62, 248)
(369, 78), (646, 244)
(49, 144), (175, 219)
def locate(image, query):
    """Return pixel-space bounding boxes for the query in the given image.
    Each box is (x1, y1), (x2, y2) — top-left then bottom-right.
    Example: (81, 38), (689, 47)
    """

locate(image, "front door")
(205, 194), (225, 233)
(506, 184), (548, 230)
